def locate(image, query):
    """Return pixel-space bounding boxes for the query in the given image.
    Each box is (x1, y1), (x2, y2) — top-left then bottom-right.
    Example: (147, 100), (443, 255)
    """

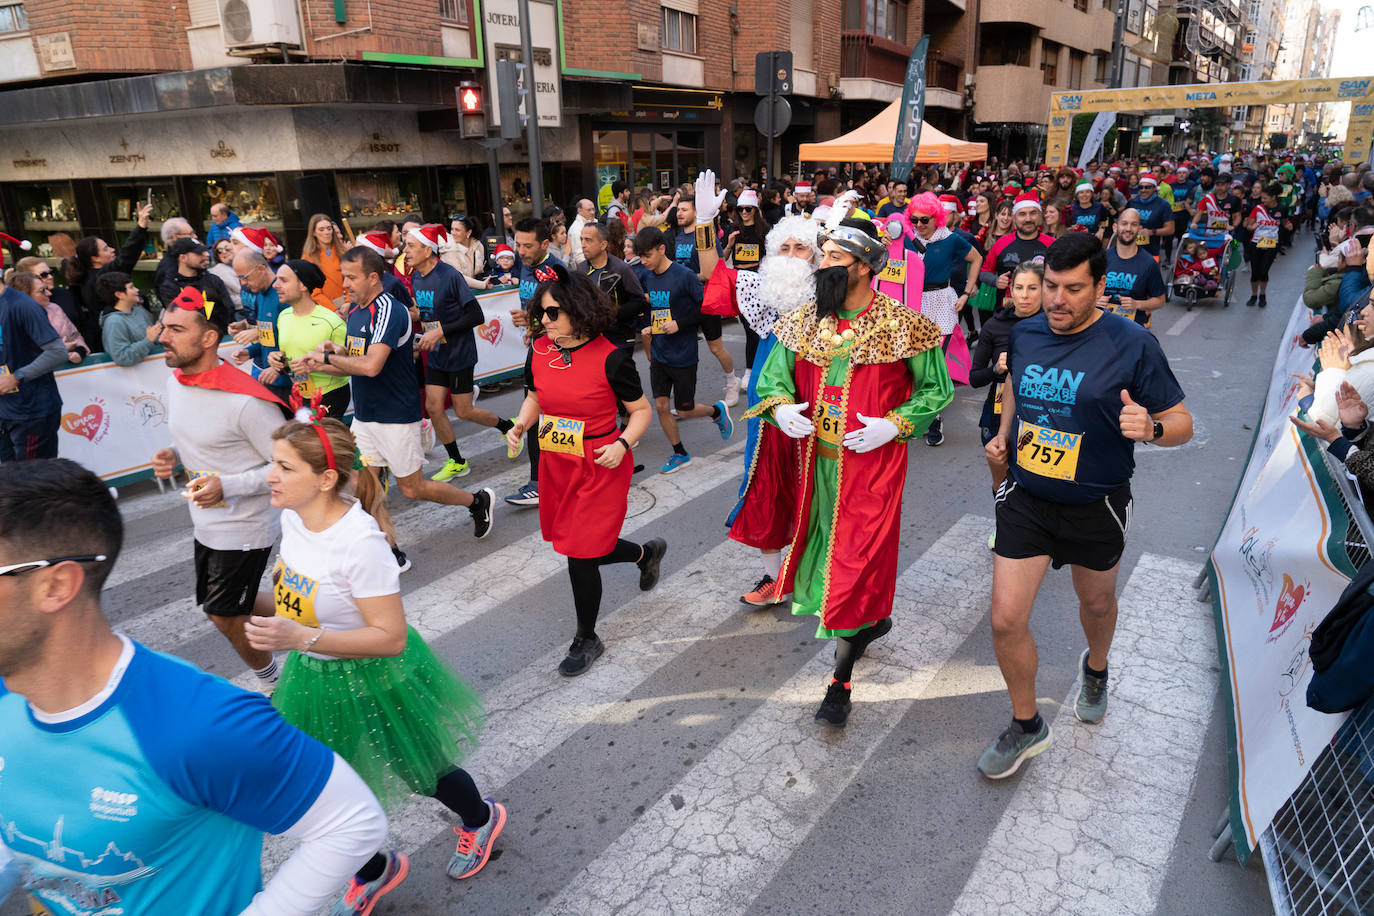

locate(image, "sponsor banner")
(889, 35), (930, 186)
(55, 289), (527, 487)
(1208, 303), (1354, 861)
(1077, 111), (1116, 169)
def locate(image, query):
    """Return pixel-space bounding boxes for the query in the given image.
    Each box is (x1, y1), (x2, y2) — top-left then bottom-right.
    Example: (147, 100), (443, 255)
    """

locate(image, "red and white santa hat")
(737, 189), (759, 208)
(938, 194), (960, 213)
(492, 244), (516, 262)
(1137, 173), (1159, 187)
(794, 182), (813, 195)
(408, 223), (448, 252)
(1012, 191), (1042, 214)
(355, 230), (396, 257)
(0, 232), (32, 272)
(230, 226), (279, 254)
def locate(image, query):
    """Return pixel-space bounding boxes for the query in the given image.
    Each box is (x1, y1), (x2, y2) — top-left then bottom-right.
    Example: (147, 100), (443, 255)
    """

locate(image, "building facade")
(1268, 0), (1339, 146)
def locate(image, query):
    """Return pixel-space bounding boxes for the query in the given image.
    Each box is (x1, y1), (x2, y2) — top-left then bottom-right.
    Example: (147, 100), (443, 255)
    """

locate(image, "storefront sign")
(209, 140), (237, 160)
(11, 153), (47, 169)
(483, 0), (562, 128)
(366, 132), (403, 154)
(36, 32), (77, 72)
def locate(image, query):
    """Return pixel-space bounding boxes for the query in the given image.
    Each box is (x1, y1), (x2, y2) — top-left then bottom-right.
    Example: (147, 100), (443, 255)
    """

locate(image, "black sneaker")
(391, 546), (411, 573)
(637, 538), (667, 591)
(469, 488), (495, 539)
(925, 417), (944, 447)
(1258, 294), (1268, 308)
(1246, 295), (1257, 307)
(558, 635), (604, 677)
(814, 679), (852, 727)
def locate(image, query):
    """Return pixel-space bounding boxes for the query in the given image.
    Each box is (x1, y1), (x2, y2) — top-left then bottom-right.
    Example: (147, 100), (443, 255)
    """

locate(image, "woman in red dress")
(507, 263), (667, 677)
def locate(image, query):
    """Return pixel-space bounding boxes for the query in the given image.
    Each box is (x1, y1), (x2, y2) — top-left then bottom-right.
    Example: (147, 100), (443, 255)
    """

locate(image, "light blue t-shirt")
(0, 639), (334, 915)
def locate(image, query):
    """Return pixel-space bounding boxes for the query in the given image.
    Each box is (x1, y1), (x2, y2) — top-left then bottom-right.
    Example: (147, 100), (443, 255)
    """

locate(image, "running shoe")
(431, 458), (470, 482)
(1245, 295), (1257, 308)
(712, 401), (734, 440)
(814, 679), (852, 727)
(637, 538), (667, 591)
(660, 453), (691, 474)
(925, 416), (945, 447)
(1258, 294), (1268, 309)
(505, 481), (539, 506)
(447, 799), (507, 880)
(504, 420), (524, 458)
(741, 574), (790, 607)
(1075, 649), (1109, 724)
(469, 488), (495, 539)
(330, 850), (409, 916)
(391, 546), (411, 573)
(977, 718), (1053, 779)
(558, 635), (605, 677)
(723, 374), (742, 408)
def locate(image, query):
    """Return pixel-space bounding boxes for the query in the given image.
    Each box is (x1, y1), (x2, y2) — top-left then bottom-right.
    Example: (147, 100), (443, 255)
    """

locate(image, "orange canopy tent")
(797, 99), (987, 163)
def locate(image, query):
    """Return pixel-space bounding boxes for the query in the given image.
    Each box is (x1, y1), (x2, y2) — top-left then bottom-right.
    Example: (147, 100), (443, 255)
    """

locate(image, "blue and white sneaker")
(712, 400), (733, 440)
(504, 481), (539, 506)
(447, 799), (507, 879)
(660, 453), (692, 474)
(331, 850), (409, 915)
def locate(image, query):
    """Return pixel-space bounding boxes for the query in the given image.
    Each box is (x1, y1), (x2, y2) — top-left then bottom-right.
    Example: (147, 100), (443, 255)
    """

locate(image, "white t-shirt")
(274, 501), (400, 658)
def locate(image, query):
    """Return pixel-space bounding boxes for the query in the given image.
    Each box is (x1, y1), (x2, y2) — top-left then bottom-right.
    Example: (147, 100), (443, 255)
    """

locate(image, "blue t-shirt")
(0, 286), (61, 421)
(242, 286), (290, 392)
(907, 231), (973, 287)
(1070, 202), (1109, 234)
(1007, 310), (1184, 504)
(518, 251), (564, 311)
(0, 640), (333, 916)
(1103, 247), (1167, 325)
(642, 262), (704, 368)
(411, 261), (481, 373)
(1125, 194), (1174, 255)
(345, 291), (421, 424)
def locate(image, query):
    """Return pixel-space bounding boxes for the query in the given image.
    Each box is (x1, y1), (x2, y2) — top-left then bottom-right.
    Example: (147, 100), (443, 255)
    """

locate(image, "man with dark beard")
(745, 217), (953, 727)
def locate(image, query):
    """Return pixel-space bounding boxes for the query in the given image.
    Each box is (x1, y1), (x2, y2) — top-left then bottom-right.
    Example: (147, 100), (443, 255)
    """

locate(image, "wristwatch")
(1151, 420), (1164, 442)
(322, 351), (332, 366)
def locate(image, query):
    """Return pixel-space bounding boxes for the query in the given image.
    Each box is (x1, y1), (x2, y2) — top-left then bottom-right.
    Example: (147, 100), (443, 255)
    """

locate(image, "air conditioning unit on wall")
(220, 0), (302, 50)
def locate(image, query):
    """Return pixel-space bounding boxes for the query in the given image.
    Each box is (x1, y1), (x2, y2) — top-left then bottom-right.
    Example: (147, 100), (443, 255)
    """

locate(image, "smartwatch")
(322, 351), (332, 366)
(1151, 420), (1164, 442)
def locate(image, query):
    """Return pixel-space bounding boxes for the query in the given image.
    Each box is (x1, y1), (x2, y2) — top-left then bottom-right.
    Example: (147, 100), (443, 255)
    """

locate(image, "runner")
(0, 278), (66, 462)
(505, 218), (563, 508)
(1100, 208), (1167, 326)
(635, 226), (734, 473)
(1067, 180), (1110, 240)
(981, 192), (1055, 310)
(746, 216), (953, 727)
(504, 265), (667, 676)
(979, 233), (1193, 778)
(296, 247), (495, 565)
(904, 192), (982, 447)
(727, 189), (770, 381)
(151, 287), (288, 686)
(267, 259), (352, 420)
(668, 176), (743, 406)
(0, 458), (388, 916)
(405, 224), (518, 482)
(970, 261), (1043, 497)
(580, 220), (648, 351)
(1124, 173), (1174, 259)
(1243, 182), (1283, 308)
(725, 214), (814, 606)
(245, 416), (505, 914)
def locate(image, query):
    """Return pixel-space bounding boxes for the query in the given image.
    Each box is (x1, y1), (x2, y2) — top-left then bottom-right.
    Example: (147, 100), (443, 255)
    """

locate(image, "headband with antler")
(289, 387), (338, 472)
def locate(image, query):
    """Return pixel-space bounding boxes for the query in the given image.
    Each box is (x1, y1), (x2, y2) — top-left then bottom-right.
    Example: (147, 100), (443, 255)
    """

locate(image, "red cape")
(173, 362), (286, 406)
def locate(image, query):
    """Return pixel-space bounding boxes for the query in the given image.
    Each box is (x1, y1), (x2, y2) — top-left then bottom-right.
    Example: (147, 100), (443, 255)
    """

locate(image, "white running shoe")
(723, 374), (741, 407)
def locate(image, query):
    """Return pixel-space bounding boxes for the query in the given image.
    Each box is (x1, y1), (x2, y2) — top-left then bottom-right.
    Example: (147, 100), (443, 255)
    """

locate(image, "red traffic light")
(460, 87), (481, 113)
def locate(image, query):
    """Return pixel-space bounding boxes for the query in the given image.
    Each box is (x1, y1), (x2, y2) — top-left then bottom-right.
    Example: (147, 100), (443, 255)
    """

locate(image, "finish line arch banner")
(1207, 302), (1354, 862)
(52, 287), (527, 488)
(1044, 76), (1374, 167)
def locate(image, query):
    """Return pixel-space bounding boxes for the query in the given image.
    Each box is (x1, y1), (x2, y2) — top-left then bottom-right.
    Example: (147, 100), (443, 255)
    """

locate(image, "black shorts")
(194, 540), (272, 617)
(423, 365), (476, 395)
(650, 361), (698, 412)
(700, 314), (723, 341)
(993, 479), (1131, 571)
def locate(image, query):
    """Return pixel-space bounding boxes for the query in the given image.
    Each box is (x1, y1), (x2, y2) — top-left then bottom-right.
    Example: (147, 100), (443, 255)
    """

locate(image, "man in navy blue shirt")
(299, 246), (494, 554)
(505, 218), (564, 507)
(1098, 208), (1167, 326)
(635, 227), (732, 474)
(0, 284), (67, 461)
(406, 224), (517, 483)
(1125, 173), (1175, 258)
(977, 233), (1193, 780)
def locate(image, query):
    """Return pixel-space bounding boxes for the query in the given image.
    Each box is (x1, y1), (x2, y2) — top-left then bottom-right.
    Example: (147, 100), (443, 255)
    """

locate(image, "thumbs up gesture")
(1119, 389), (1153, 441)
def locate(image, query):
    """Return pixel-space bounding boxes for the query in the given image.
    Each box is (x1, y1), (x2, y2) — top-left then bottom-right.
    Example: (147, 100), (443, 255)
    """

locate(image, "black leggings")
(527, 426), (540, 481)
(356, 768), (487, 881)
(568, 539), (643, 639)
(744, 323), (761, 370)
(1249, 245), (1278, 283)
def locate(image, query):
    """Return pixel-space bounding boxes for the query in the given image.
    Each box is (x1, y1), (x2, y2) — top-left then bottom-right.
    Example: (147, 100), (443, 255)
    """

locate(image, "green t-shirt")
(277, 304), (349, 394)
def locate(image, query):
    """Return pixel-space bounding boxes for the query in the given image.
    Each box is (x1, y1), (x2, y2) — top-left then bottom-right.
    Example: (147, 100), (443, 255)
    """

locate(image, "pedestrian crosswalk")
(71, 433), (1231, 916)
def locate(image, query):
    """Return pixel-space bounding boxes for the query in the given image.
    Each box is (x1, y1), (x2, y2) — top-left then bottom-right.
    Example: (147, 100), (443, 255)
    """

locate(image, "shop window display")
(15, 182), (80, 260)
(104, 180), (179, 265)
(335, 170), (423, 230)
(198, 176), (283, 238)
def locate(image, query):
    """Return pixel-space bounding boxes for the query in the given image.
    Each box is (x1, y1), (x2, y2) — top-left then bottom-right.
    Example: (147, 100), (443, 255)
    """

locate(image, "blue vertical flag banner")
(890, 36), (930, 185)
(1077, 111), (1117, 169)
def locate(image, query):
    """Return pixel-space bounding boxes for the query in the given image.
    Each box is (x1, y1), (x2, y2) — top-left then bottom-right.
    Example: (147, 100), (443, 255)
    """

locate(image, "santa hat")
(1075, 181), (1095, 195)
(492, 244), (516, 262)
(1137, 173), (1158, 187)
(231, 226), (279, 254)
(1012, 191), (1041, 214)
(0, 232), (33, 272)
(938, 194), (960, 212)
(408, 224), (448, 252)
(966, 198), (978, 215)
(355, 231), (396, 258)
(737, 189), (759, 208)
(794, 182), (813, 195)
(1177, 166), (1190, 175)
(1108, 163), (1123, 173)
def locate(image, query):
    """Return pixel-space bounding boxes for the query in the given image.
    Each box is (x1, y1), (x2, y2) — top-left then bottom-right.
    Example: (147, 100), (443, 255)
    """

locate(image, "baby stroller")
(1169, 226), (1239, 310)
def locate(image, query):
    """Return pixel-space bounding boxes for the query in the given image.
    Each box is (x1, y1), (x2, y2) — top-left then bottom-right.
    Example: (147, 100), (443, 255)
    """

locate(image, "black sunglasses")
(35, 270), (52, 279)
(913, 216), (934, 225)
(536, 304), (562, 323)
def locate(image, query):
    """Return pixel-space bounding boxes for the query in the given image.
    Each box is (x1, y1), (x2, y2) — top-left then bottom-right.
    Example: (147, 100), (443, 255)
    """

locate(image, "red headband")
(289, 388), (337, 472)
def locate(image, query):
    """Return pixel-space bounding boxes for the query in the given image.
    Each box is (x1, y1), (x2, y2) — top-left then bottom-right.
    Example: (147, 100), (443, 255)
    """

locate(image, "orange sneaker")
(740, 574), (789, 607)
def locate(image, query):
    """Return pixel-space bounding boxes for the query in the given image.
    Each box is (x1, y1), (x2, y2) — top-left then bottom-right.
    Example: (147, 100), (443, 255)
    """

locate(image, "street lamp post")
(518, 0), (544, 214)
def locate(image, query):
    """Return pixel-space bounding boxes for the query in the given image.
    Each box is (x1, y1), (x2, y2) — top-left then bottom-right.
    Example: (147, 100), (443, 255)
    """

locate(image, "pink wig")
(907, 191), (943, 219)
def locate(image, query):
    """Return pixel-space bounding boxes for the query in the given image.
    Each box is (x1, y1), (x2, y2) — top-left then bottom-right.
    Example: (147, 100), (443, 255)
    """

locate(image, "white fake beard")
(757, 255), (816, 317)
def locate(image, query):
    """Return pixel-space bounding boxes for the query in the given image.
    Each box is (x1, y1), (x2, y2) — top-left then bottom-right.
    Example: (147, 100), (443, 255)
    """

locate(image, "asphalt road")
(5, 235), (1315, 916)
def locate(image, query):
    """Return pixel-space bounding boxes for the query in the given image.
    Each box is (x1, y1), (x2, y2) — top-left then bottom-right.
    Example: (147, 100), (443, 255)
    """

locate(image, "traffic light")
(457, 82), (485, 139)
(495, 58), (527, 141)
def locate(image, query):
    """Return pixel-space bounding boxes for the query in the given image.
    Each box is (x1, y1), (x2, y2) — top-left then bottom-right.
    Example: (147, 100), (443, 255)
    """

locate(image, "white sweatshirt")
(1311, 348), (1374, 427)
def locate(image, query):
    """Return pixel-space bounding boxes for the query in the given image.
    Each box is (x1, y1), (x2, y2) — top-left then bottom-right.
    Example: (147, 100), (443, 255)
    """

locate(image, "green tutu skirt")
(273, 626), (484, 811)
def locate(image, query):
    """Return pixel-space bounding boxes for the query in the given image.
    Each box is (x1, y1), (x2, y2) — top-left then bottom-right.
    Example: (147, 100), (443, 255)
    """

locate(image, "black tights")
(744, 323), (760, 370)
(527, 426), (540, 481)
(356, 768), (488, 881)
(568, 539), (643, 639)
(834, 635), (862, 684)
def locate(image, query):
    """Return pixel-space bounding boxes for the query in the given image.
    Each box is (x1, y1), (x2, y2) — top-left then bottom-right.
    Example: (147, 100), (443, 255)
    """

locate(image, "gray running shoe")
(1075, 648), (1109, 724)
(977, 717), (1052, 779)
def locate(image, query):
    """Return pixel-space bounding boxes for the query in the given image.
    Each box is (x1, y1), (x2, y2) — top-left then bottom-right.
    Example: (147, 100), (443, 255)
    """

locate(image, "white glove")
(775, 401), (815, 439)
(695, 169), (727, 224)
(842, 413), (900, 453)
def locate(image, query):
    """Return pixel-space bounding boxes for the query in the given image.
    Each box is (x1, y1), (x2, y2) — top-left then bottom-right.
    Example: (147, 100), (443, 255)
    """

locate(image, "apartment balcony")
(980, 0), (1114, 52)
(840, 32), (966, 108)
(841, 31), (912, 84)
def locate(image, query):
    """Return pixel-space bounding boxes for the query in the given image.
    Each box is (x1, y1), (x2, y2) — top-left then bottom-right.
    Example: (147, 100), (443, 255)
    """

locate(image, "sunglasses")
(0, 554), (107, 577)
(913, 216), (934, 225)
(536, 304), (562, 323)
(36, 270), (52, 279)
